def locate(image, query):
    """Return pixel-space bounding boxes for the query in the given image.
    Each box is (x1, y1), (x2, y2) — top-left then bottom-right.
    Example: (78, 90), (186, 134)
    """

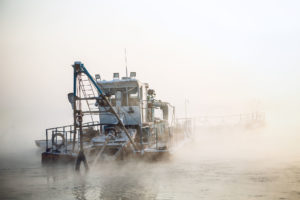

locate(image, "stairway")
(78, 73), (99, 123)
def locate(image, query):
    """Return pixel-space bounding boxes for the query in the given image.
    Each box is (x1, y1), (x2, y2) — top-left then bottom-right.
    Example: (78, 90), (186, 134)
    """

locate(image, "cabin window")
(105, 87), (139, 106)
(128, 87), (139, 106)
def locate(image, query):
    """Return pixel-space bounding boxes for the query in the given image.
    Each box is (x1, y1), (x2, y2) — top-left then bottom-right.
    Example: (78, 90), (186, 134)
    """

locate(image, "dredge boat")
(39, 62), (192, 169)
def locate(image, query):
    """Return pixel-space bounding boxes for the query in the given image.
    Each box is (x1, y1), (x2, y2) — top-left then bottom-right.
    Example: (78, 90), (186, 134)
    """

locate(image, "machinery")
(40, 62), (192, 170)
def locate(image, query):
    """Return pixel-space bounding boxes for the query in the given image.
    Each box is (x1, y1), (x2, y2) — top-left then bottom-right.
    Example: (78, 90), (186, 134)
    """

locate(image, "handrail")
(46, 121), (100, 131)
(44, 120), (101, 153)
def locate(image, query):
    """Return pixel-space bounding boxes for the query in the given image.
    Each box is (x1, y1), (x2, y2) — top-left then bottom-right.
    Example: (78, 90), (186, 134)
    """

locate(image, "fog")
(0, 0), (300, 199)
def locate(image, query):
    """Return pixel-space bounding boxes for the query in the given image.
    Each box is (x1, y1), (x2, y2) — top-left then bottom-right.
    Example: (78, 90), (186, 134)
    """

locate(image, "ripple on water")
(1, 159), (300, 200)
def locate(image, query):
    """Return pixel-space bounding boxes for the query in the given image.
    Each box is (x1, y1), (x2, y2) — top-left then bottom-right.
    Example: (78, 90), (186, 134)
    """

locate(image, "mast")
(125, 48), (128, 77)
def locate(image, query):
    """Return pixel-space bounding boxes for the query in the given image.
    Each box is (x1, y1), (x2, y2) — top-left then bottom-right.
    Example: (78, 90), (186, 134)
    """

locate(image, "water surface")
(1, 132), (300, 200)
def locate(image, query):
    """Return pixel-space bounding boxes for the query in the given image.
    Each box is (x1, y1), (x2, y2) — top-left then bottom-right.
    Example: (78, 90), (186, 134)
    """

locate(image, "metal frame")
(71, 62), (138, 153)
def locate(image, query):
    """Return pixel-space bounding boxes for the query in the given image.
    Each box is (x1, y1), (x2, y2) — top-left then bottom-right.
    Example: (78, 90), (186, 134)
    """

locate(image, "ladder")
(78, 73), (99, 123)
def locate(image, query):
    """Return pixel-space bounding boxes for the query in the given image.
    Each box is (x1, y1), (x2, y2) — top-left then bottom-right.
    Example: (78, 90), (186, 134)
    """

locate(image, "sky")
(0, 0), (300, 149)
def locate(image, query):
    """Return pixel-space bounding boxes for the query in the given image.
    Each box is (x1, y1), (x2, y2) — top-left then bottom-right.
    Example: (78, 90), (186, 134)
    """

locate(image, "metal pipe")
(72, 70), (77, 152)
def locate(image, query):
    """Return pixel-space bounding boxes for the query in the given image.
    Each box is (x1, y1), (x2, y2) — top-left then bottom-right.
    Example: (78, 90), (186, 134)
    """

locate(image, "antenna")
(124, 48), (128, 77)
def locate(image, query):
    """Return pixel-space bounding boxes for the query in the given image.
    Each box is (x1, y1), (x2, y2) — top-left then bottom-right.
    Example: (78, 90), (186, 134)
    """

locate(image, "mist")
(1, 0), (300, 158)
(1, 0), (300, 199)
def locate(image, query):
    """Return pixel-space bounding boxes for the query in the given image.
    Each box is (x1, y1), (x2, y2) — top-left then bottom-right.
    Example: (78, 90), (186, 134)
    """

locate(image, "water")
(1, 132), (300, 200)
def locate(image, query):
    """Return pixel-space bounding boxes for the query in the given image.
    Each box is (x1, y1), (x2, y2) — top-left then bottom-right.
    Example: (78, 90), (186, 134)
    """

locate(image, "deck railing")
(45, 121), (101, 152)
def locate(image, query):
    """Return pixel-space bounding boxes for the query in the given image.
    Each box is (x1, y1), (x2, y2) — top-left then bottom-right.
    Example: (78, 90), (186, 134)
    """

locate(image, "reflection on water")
(1, 133), (300, 200)
(1, 159), (300, 200)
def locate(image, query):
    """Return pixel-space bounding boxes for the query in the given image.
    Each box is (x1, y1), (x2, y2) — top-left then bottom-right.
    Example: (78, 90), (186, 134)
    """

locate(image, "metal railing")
(45, 121), (101, 152)
(193, 112), (266, 128)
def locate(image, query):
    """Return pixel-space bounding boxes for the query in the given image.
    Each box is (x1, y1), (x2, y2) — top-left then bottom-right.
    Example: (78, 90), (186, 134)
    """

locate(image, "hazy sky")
(0, 0), (300, 144)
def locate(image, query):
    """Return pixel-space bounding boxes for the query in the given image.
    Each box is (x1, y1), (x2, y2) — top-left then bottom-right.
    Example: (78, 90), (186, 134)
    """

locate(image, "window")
(128, 87), (139, 106)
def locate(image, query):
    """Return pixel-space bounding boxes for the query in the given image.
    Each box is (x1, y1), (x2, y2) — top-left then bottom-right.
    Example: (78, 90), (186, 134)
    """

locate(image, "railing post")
(70, 125), (72, 149)
(55, 128), (58, 147)
(52, 131), (54, 150)
(139, 126), (143, 152)
(155, 127), (158, 150)
(63, 126), (66, 153)
(46, 129), (48, 151)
